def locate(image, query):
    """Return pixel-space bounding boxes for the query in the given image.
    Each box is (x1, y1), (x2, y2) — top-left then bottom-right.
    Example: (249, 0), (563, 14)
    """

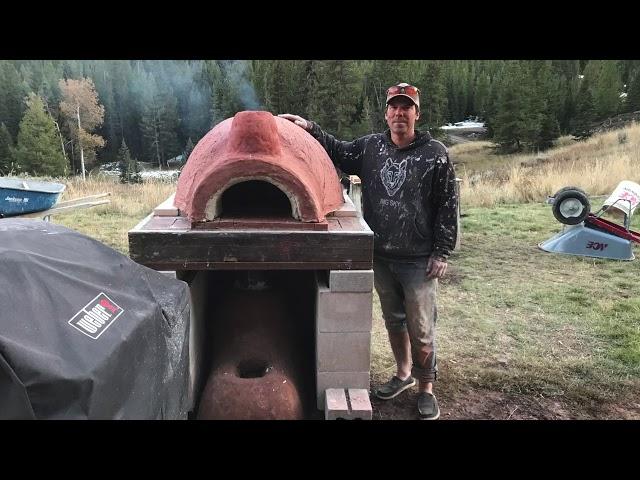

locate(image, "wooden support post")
(348, 175), (362, 215)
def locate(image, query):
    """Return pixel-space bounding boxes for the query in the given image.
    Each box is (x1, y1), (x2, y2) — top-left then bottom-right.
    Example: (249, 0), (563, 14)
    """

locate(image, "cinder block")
(317, 371), (370, 410)
(329, 269), (373, 293)
(316, 284), (373, 333)
(324, 388), (349, 420)
(347, 388), (372, 420)
(324, 388), (372, 420)
(317, 332), (370, 372)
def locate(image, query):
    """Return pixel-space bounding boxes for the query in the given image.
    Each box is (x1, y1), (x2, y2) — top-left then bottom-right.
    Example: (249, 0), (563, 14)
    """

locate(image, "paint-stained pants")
(373, 257), (438, 384)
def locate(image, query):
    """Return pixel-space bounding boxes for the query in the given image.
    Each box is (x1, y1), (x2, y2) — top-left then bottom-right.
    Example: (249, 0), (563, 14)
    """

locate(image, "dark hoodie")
(308, 122), (458, 260)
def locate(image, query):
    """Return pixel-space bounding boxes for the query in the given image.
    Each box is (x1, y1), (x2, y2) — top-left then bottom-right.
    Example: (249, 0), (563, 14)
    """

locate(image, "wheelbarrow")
(539, 181), (640, 260)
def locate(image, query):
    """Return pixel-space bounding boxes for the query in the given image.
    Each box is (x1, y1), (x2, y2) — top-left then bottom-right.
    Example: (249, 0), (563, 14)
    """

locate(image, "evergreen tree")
(39, 61), (64, 108)
(473, 73), (491, 120)
(536, 112), (561, 150)
(139, 74), (180, 168)
(256, 60), (312, 119)
(558, 79), (577, 133)
(0, 122), (14, 174)
(626, 69), (640, 112)
(583, 60), (623, 118)
(113, 60), (147, 160)
(260, 60), (291, 114)
(529, 61), (561, 149)
(444, 60), (472, 122)
(203, 60), (226, 125)
(570, 77), (597, 140)
(0, 62), (28, 139)
(537, 61), (563, 123)
(551, 61), (580, 133)
(92, 61), (119, 164)
(307, 60), (362, 139)
(493, 62), (539, 151)
(62, 60), (83, 80)
(14, 94), (67, 176)
(464, 61), (477, 117)
(298, 60), (318, 119)
(18, 64), (34, 91)
(158, 88), (180, 162)
(414, 60), (448, 132)
(619, 60), (640, 86)
(483, 67), (504, 139)
(183, 137), (194, 164)
(118, 139), (141, 183)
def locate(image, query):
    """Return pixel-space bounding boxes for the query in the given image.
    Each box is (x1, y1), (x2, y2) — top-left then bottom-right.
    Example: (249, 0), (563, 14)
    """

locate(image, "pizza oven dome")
(175, 111), (344, 223)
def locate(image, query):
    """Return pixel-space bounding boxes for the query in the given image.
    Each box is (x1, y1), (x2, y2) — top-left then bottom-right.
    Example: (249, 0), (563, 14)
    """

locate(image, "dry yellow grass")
(458, 123), (640, 207)
(62, 175), (175, 219)
(449, 140), (495, 156)
(53, 174), (176, 253)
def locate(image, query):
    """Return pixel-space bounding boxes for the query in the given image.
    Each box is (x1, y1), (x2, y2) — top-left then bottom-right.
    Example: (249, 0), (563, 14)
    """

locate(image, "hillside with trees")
(0, 60), (639, 178)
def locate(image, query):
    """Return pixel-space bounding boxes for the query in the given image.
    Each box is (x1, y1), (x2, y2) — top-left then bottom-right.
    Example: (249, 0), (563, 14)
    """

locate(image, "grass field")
(35, 124), (640, 419)
(454, 124), (640, 207)
(368, 198), (640, 418)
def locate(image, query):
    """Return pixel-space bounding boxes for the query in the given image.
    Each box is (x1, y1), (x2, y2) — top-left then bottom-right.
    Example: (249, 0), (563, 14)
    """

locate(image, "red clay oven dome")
(175, 111), (344, 223)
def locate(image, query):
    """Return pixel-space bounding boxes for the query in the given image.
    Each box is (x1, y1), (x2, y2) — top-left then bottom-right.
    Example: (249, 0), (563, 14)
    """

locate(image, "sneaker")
(374, 375), (416, 400)
(417, 392), (440, 420)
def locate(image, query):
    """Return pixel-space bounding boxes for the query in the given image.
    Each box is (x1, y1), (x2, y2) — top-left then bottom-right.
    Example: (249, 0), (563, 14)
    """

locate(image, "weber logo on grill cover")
(68, 293), (124, 339)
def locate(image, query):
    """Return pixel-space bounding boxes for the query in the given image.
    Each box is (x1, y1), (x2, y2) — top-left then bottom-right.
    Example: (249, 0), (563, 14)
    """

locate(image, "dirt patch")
(368, 383), (640, 420)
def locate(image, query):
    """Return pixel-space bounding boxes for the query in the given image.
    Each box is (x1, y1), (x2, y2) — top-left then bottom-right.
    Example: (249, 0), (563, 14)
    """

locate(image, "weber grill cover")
(0, 220), (191, 419)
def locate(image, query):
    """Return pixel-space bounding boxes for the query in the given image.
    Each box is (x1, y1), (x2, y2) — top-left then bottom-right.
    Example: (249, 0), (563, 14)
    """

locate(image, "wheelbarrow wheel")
(552, 186), (590, 225)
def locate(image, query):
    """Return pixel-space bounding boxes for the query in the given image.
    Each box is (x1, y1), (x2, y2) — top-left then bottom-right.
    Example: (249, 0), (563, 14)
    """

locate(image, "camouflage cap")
(386, 82), (420, 108)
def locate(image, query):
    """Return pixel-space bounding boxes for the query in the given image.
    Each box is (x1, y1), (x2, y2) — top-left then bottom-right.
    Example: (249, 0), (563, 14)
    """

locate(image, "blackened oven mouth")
(237, 358), (273, 379)
(220, 180), (292, 219)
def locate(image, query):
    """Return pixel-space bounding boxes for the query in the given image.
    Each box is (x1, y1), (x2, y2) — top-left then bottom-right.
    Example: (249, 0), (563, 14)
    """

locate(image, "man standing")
(279, 82), (458, 420)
